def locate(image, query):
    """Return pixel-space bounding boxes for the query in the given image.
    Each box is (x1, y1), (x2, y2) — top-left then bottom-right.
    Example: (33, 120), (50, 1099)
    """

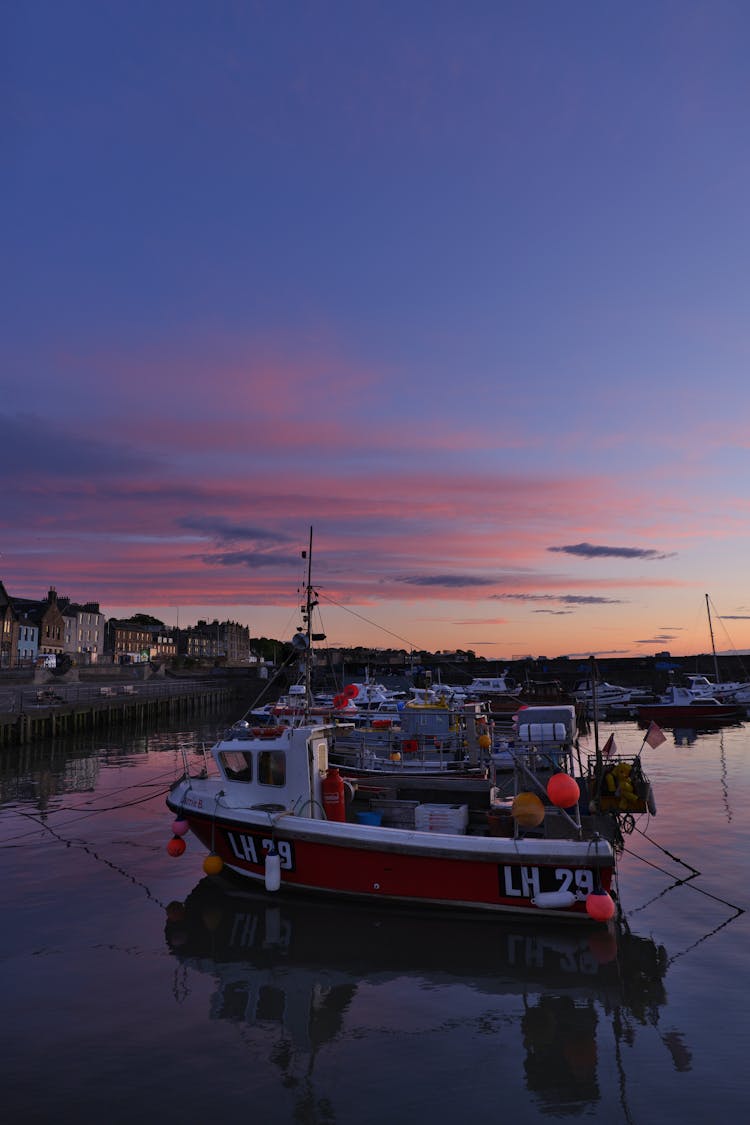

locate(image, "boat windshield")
(258, 750), (286, 787)
(219, 750), (253, 782)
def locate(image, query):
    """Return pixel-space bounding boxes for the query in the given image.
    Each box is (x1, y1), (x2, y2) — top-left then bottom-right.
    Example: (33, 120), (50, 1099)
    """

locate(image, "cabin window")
(219, 751), (253, 782)
(258, 750), (286, 787)
(313, 740), (328, 773)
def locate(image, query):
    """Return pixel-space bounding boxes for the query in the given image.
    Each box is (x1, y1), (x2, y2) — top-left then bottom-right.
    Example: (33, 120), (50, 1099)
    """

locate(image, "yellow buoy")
(203, 853), (224, 876)
(511, 792), (545, 828)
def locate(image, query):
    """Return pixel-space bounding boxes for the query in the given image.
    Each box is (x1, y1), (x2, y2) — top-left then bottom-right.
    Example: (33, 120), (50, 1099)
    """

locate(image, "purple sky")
(3, 2), (750, 658)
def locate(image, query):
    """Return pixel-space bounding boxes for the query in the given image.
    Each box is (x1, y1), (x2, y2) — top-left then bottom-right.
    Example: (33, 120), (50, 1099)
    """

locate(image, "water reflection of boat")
(671, 725), (744, 746)
(164, 876), (672, 1116)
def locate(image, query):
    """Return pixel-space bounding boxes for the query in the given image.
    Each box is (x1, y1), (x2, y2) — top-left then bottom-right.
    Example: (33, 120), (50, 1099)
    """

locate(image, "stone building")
(61, 600), (105, 663)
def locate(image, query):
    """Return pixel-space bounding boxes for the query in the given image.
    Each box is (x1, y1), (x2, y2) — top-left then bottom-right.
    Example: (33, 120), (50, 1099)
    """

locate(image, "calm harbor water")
(1, 707), (748, 1124)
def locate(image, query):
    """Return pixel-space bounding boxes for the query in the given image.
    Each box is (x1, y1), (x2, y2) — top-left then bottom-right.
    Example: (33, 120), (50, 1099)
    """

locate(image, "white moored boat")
(572, 678), (633, 713)
(466, 671), (521, 697)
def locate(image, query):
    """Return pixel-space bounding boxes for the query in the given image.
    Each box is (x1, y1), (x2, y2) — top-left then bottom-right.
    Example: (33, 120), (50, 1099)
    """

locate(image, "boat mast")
(303, 526), (314, 716)
(589, 655), (601, 763)
(706, 593), (721, 684)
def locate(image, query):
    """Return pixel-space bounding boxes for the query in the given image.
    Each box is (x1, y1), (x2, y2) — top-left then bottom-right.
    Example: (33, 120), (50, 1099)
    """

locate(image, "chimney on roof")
(47, 587), (57, 604)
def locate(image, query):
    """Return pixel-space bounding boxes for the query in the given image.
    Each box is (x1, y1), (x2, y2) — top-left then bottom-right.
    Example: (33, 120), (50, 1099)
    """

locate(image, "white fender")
(531, 890), (578, 909)
(264, 849), (281, 892)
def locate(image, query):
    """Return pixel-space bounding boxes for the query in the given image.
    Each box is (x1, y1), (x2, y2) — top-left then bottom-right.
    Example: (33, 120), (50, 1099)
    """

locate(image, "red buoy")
(586, 890), (616, 922)
(321, 767), (346, 822)
(547, 773), (581, 808)
(166, 836), (186, 858)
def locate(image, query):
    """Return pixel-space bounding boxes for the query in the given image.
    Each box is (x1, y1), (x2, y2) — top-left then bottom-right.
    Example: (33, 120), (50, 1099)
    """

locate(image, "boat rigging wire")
(240, 644), (304, 716)
(706, 593), (750, 682)
(318, 591), (420, 651)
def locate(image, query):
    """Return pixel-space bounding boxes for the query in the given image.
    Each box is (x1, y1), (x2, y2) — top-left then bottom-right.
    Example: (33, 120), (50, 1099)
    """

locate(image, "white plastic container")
(414, 803), (469, 834)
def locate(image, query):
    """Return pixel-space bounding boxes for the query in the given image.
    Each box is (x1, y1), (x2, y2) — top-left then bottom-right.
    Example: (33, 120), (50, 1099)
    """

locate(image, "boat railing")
(492, 736), (571, 773)
(585, 755), (653, 814)
(488, 745), (583, 836)
(331, 726), (468, 770)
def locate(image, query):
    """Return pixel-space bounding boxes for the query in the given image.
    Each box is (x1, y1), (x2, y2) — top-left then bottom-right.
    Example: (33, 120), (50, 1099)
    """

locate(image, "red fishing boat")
(637, 685), (743, 726)
(165, 530), (655, 924)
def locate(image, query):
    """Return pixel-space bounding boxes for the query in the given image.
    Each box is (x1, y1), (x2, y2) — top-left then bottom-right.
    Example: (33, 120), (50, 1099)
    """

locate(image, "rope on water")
(7, 808), (167, 907)
(622, 832), (745, 915)
(0, 784), (173, 845)
(666, 908), (745, 966)
(632, 824), (700, 875)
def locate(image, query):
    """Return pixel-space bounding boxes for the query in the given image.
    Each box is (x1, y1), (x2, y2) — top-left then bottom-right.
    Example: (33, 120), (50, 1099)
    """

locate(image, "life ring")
(333, 693), (348, 709)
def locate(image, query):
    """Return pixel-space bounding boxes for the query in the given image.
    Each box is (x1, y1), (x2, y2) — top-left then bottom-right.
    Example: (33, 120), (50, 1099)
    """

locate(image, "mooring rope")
(6, 807), (167, 907)
(631, 823), (700, 875)
(622, 830), (745, 915)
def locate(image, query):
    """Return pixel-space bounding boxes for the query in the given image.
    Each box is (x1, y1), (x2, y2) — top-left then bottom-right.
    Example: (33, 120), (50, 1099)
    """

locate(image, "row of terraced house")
(0, 581), (251, 670)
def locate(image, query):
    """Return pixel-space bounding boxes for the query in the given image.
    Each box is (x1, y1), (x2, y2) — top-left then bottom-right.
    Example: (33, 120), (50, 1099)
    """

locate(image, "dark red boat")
(637, 686), (743, 726)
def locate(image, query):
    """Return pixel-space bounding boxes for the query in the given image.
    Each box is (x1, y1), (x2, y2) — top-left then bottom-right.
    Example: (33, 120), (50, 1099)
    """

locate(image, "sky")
(3, 1), (750, 660)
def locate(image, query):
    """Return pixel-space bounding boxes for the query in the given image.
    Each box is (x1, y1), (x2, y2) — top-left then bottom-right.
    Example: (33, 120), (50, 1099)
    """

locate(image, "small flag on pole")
(602, 733), (617, 758)
(644, 720), (667, 749)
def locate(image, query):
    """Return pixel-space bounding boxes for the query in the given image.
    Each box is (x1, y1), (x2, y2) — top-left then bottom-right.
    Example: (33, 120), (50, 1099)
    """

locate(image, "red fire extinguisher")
(322, 767), (346, 822)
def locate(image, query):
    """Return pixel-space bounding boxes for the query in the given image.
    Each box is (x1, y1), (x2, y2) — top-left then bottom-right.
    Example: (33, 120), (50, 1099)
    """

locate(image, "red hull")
(179, 808), (612, 919)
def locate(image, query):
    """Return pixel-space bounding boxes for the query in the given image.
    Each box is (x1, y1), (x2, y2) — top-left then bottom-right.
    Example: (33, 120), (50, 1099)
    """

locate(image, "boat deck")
(345, 781), (617, 844)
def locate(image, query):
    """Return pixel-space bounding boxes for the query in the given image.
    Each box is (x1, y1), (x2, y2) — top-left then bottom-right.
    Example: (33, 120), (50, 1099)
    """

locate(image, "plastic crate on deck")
(371, 798), (419, 828)
(414, 803), (469, 834)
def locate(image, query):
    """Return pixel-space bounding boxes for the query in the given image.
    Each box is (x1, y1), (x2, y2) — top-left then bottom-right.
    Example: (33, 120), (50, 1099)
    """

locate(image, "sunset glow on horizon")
(4, 3), (750, 659)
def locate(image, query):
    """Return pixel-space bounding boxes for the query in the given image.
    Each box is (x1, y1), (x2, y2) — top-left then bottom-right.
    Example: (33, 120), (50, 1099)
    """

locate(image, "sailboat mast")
(706, 593), (721, 684)
(589, 655), (601, 763)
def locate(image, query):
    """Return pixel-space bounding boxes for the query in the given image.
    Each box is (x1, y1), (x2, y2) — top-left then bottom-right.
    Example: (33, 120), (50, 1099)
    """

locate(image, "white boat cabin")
(467, 671), (520, 695)
(213, 721), (340, 816)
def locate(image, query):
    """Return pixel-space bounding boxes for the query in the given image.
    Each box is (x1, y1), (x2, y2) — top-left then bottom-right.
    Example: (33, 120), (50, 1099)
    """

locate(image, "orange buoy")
(511, 792), (545, 829)
(203, 853), (224, 876)
(585, 890), (616, 921)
